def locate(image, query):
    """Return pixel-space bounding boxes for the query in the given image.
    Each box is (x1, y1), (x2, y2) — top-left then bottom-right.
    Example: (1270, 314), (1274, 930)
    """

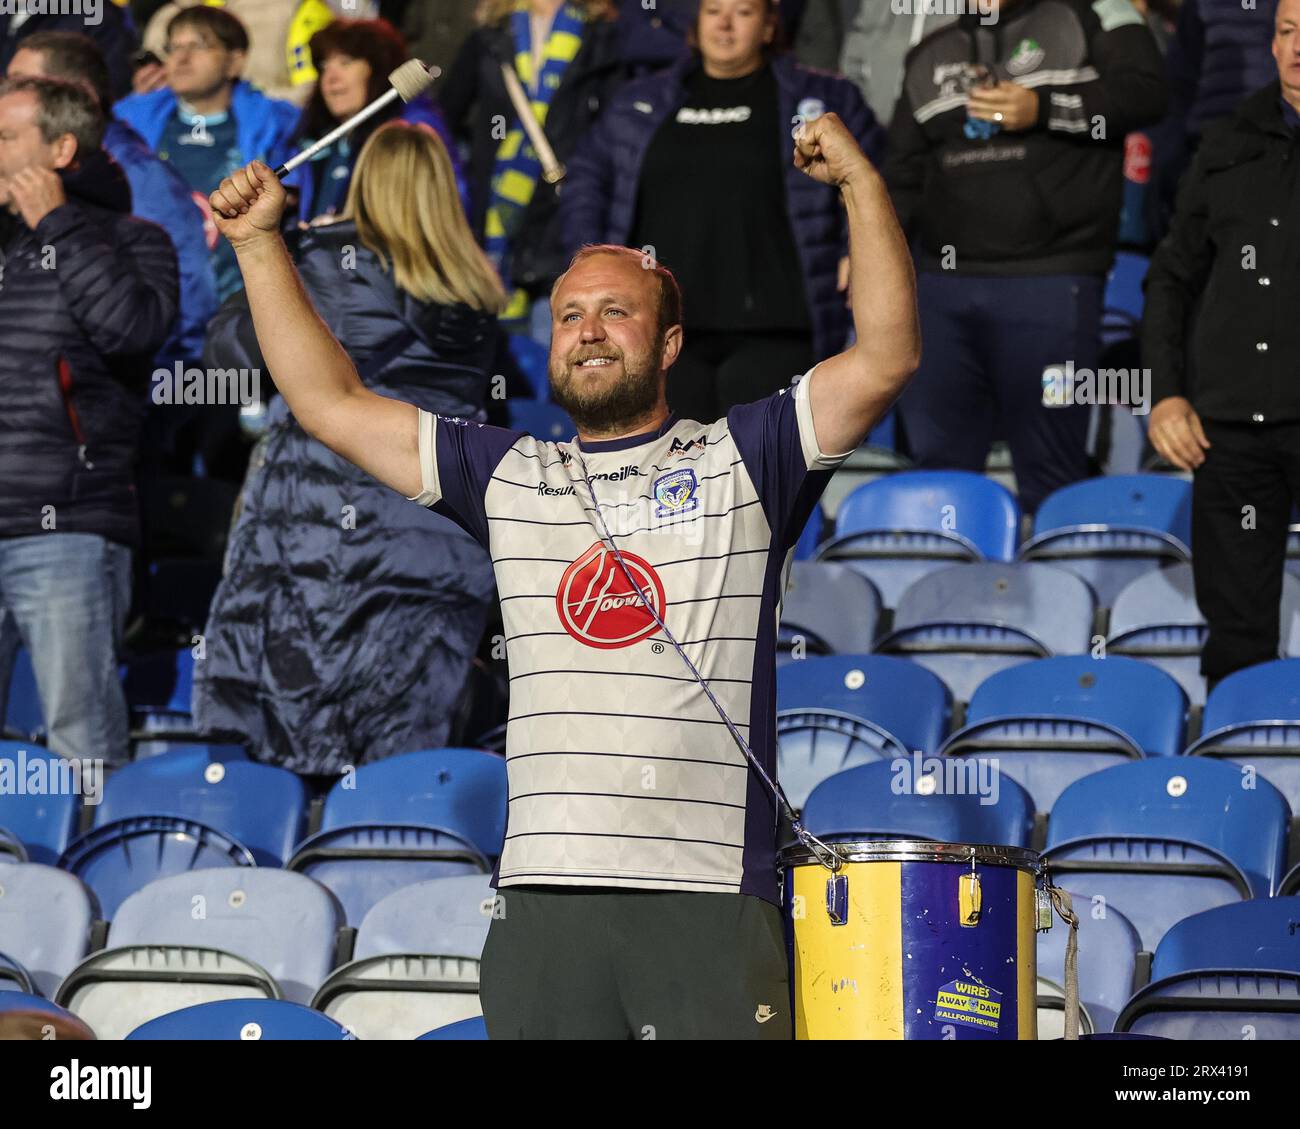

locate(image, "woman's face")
(319, 53), (373, 120)
(697, 0), (773, 73)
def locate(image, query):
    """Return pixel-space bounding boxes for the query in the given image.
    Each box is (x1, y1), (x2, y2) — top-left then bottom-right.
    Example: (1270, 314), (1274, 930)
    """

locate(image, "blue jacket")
(113, 80), (301, 174)
(286, 94), (468, 224)
(0, 148), (178, 549)
(192, 222), (498, 772)
(561, 53), (885, 360)
(104, 119), (219, 367)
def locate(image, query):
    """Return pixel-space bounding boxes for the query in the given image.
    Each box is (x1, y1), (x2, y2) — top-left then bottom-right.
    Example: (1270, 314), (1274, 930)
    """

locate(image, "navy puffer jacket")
(0, 148), (179, 550)
(560, 52), (885, 361)
(191, 222), (498, 773)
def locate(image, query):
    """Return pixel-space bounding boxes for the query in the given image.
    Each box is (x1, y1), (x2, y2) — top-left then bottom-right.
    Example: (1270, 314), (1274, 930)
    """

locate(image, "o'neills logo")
(556, 541), (665, 648)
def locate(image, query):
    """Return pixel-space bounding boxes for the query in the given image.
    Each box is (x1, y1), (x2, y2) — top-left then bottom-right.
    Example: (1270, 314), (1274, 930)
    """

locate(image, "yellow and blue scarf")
(485, 1), (585, 329)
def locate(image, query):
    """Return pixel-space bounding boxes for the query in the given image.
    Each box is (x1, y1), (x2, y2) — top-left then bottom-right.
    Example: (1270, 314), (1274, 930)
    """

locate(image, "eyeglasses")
(165, 40), (224, 58)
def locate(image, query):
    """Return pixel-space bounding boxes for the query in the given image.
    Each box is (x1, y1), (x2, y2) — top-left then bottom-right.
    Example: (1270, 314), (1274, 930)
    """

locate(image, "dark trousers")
(666, 329), (814, 426)
(479, 886), (792, 1040)
(1192, 419), (1300, 687)
(896, 271), (1103, 513)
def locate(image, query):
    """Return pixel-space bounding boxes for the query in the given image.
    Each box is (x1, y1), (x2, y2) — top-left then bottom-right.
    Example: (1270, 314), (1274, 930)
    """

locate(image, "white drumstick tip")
(389, 59), (438, 103)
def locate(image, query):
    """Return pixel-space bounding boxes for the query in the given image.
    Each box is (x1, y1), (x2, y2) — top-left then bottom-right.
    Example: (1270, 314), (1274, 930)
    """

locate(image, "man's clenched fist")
(793, 111), (875, 190)
(210, 160), (287, 250)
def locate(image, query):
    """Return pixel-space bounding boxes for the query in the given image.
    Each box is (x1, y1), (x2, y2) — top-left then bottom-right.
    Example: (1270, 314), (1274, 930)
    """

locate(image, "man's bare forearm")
(842, 167), (921, 391)
(233, 234), (365, 439)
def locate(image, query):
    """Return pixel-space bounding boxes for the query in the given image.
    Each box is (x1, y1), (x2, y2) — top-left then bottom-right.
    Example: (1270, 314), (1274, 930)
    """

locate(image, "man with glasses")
(115, 6), (298, 299)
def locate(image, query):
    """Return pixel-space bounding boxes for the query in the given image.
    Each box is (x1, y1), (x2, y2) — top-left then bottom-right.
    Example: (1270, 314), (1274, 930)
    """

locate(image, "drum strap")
(572, 450), (845, 873)
(1047, 885), (1081, 1041)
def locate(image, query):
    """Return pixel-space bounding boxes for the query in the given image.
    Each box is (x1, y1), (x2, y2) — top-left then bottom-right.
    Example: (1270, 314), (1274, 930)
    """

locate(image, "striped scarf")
(484, 1), (585, 330)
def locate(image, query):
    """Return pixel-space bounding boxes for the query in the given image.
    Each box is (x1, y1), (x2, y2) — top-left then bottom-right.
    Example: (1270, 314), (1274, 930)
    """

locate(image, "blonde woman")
(440, 0), (624, 342)
(193, 121), (507, 783)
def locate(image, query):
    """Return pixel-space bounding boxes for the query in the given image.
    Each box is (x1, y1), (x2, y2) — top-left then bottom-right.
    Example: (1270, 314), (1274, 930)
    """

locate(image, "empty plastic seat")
(354, 876), (495, 962)
(776, 655), (952, 808)
(59, 815), (256, 921)
(0, 743), (82, 865)
(126, 998), (354, 1041)
(1185, 658), (1300, 810)
(777, 561), (882, 661)
(1102, 250), (1149, 342)
(91, 749), (307, 865)
(792, 505), (824, 563)
(1037, 890), (1142, 1033)
(506, 399), (574, 441)
(0, 950), (33, 992)
(417, 1015), (488, 1040)
(816, 471), (1020, 605)
(312, 954), (481, 1040)
(0, 991), (95, 1039)
(800, 758), (1034, 847)
(288, 748), (503, 924)
(123, 648), (198, 735)
(1020, 475), (1191, 607)
(1116, 898), (1300, 1039)
(0, 862), (99, 997)
(1036, 975), (1096, 1039)
(1043, 759), (1290, 951)
(876, 563), (1095, 702)
(1108, 565), (1300, 706)
(940, 656), (1186, 814)
(2, 649), (45, 743)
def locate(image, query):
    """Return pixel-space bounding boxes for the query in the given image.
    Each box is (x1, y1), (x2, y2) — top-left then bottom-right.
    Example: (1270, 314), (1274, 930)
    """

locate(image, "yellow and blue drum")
(780, 840), (1046, 1040)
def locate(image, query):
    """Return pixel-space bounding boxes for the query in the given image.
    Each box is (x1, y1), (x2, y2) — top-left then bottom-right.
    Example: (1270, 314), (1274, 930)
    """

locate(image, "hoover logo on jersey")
(556, 542), (666, 649)
(653, 468), (700, 518)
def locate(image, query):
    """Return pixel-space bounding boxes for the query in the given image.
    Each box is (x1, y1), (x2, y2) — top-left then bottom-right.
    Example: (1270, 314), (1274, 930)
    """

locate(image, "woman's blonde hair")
(476, 0), (613, 27)
(343, 121), (508, 314)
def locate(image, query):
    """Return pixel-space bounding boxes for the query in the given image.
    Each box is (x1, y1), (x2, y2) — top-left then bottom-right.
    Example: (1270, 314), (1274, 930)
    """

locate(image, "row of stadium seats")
(780, 561), (1300, 703)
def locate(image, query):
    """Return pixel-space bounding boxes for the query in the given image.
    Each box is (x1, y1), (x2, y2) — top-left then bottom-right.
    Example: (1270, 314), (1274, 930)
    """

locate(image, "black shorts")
(479, 885), (792, 1040)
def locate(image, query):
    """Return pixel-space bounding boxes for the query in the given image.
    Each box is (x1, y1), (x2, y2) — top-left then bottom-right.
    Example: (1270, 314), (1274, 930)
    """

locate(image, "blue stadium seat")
(288, 749), (503, 925)
(1019, 475), (1191, 607)
(126, 998), (354, 1040)
(507, 335), (550, 400)
(0, 827), (25, 862)
(0, 743), (82, 865)
(0, 950), (33, 992)
(1043, 759), (1290, 951)
(800, 758), (1034, 847)
(0, 862), (99, 997)
(776, 655), (952, 808)
(0, 990), (95, 1039)
(91, 749), (307, 865)
(312, 953), (481, 1040)
(792, 505), (824, 562)
(1038, 891), (1141, 1034)
(506, 399), (574, 441)
(1102, 250), (1149, 345)
(130, 740), (248, 762)
(1184, 658), (1300, 810)
(2, 649), (45, 743)
(940, 656), (1186, 814)
(1116, 898), (1300, 1039)
(777, 561), (882, 662)
(816, 471), (1020, 606)
(57, 869), (344, 1038)
(354, 876), (494, 962)
(417, 1015), (488, 1040)
(122, 648), (198, 736)
(59, 816), (256, 920)
(876, 563), (1095, 702)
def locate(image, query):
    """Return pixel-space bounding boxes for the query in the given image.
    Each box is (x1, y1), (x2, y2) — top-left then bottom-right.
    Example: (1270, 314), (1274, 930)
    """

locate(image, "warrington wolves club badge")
(653, 468), (700, 519)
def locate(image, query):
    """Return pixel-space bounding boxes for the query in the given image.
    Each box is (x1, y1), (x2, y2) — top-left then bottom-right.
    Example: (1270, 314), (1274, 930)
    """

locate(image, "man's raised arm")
(793, 113), (921, 456)
(209, 161), (421, 499)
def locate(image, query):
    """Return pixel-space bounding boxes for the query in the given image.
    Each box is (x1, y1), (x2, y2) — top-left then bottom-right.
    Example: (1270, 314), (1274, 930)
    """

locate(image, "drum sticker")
(934, 974), (1002, 1032)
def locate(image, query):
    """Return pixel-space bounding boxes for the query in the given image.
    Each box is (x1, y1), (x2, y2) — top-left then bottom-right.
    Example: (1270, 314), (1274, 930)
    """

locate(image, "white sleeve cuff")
(406, 408), (442, 506)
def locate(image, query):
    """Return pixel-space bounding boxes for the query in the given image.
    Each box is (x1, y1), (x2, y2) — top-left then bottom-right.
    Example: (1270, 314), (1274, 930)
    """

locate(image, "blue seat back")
(126, 998), (353, 1040)
(0, 743), (81, 864)
(829, 471), (1020, 561)
(802, 758), (1034, 846)
(355, 875), (494, 961)
(1152, 898), (1300, 980)
(506, 399), (575, 442)
(110, 869), (343, 1005)
(1200, 659), (1300, 735)
(1037, 890), (1141, 1033)
(122, 648), (195, 717)
(3, 650), (44, 742)
(779, 562), (881, 657)
(0, 862), (98, 998)
(792, 506), (824, 562)
(1031, 475), (1191, 548)
(320, 748), (507, 859)
(94, 751), (307, 865)
(418, 1015), (488, 1040)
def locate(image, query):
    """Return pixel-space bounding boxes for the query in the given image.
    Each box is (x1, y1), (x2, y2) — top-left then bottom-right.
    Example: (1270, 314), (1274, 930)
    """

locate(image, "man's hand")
(210, 160), (287, 250)
(8, 166), (66, 229)
(967, 82), (1040, 132)
(793, 111), (875, 190)
(1149, 395), (1210, 471)
(131, 61), (168, 94)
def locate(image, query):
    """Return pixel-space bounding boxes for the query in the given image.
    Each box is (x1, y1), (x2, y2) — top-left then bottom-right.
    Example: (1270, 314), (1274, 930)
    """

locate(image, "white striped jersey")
(406, 369), (851, 903)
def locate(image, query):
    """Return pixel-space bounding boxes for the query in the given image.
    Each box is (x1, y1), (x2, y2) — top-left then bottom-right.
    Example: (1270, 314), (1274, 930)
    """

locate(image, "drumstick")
(273, 59), (440, 178)
(499, 62), (566, 184)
